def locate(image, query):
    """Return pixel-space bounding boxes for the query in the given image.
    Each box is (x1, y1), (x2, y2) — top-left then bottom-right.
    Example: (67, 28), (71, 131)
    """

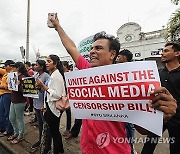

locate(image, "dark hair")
(93, 31), (120, 63)
(49, 55), (65, 81)
(14, 62), (30, 77)
(25, 61), (31, 67)
(62, 61), (69, 70)
(165, 42), (180, 52)
(36, 59), (48, 73)
(49, 55), (67, 93)
(119, 49), (133, 62)
(32, 63), (36, 67)
(4, 60), (15, 66)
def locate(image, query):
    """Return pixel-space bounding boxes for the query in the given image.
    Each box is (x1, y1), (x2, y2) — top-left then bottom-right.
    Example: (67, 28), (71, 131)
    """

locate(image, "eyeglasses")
(93, 31), (116, 41)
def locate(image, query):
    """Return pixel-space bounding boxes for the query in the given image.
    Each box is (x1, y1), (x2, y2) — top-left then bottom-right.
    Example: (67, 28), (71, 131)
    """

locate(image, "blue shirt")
(33, 72), (50, 109)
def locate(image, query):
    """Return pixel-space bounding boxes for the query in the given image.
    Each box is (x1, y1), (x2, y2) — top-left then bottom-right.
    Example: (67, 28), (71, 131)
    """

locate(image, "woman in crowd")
(61, 61), (82, 140)
(36, 55), (65, 154)
(61, 61), (71, 136)
(31, 60), (50, 150)
(7, 62), (29, 144)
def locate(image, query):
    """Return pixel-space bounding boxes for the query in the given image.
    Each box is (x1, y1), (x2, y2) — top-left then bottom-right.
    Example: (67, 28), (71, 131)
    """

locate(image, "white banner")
(7, 72), (18, 91)
(65, 61), (163, 136)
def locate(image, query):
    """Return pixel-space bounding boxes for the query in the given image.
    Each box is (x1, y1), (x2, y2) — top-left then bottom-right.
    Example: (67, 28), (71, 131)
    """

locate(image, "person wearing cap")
(0, 60), (15, 137)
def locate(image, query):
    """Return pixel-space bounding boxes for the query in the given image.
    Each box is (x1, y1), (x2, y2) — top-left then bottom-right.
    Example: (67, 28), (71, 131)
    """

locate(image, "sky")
(0, 0), (179, 62)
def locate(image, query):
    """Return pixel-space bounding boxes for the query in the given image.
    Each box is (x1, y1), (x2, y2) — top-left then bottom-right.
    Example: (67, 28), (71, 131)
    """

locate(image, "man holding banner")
(50, 13), (177, 154)
(142, 42), (180, 154)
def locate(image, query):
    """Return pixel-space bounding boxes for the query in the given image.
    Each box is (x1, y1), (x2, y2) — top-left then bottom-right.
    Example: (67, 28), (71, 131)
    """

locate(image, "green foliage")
(166, 8), (180, 42)
(171, 0), (180, 5)
(0, 60), (3, 64)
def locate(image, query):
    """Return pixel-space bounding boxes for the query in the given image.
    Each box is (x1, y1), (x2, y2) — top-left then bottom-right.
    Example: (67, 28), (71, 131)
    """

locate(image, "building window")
(135, 52), (141, 57)
(125, 35), (133, 42)
(151, 49), (162, 56)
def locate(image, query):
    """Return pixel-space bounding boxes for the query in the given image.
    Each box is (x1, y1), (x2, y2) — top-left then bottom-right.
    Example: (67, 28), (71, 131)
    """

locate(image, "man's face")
(4, 65), (13, 72)
(161, 45), (179, 63)
(89, 39), (115, 67)
(116, 54), (127, 63)
(12, 66), (18, 72)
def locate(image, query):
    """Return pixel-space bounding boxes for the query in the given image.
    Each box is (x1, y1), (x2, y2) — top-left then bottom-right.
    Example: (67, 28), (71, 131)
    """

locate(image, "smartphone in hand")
(47, 13), (55, 28)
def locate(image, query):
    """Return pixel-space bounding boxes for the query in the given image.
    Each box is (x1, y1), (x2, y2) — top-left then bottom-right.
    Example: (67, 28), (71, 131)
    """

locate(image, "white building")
(59, 22), (167, 68)
(117, 22), (167, 67)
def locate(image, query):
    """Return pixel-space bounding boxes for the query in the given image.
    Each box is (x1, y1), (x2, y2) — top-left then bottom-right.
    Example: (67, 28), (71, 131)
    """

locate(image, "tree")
(171, 0), (179, 5)
(166, 0), (180, 42)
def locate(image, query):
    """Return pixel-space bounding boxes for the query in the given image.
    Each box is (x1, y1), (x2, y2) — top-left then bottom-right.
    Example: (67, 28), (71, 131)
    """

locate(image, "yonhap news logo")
(96, 132), (175, 149)
(96, 132), (110, 148)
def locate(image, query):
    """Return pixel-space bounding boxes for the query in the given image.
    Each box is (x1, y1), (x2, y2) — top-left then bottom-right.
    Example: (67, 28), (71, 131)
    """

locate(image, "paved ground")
(0, 112), (170, 154)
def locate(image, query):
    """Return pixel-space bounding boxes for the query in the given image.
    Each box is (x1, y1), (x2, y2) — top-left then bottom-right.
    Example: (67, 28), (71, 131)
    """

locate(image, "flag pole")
(26, 0), (30, 62)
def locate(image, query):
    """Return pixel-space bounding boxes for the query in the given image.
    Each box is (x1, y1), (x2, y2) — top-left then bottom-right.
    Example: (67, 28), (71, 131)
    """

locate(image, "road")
(0, 112), (170, 154)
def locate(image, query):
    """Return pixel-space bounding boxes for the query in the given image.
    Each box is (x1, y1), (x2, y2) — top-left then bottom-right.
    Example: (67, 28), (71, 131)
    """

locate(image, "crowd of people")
(0, 13), (179, 154)
(0, 57), (79, 154)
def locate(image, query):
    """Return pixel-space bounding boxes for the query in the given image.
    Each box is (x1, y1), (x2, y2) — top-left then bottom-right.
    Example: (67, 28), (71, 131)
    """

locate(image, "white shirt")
(46, 69), (66, 117)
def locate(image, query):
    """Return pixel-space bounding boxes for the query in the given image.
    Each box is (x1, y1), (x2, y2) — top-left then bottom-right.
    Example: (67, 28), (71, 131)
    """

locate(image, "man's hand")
(49, 13), (81, 64)
(150, 87), (177, 121)
(50, 13), (60, 30)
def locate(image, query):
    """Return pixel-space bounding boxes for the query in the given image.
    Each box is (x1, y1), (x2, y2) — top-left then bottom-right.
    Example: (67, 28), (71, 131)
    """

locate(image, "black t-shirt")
(159, 66), (180, 126)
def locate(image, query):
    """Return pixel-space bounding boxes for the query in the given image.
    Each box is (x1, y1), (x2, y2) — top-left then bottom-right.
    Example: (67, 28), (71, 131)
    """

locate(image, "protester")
(31, 60), (50, 150)
(25, 61), (34, 77)
(116, 49), (133, 63)
(141, 42), (180, 154)
(62, 61), (82, 139)
(69, 64), (73, 71)
(116, 49), (136, 154)
(61, 61), (82, 140)
(24, 61), (35, 116)
(0, 60), (15, 137)
(31, 63), (36, 71)
(7, 62), (29, 144)
(65, 119), (82, 139)
(30, 62), (38, 125)
(36, 55), (65, 154)
(61, 61), (71, 136)
(49, 13), (177, 154)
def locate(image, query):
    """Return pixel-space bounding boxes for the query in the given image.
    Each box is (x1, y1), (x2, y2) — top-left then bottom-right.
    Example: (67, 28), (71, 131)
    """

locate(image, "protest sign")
(78, 35), (94, 62)
(7, 72), (18, 91)
(22, 77), (38, 98)
(65, 61), (163, 136)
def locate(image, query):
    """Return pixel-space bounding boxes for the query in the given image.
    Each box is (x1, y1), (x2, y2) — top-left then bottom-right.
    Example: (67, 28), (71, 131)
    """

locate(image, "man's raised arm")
(50, 13), (80, 63)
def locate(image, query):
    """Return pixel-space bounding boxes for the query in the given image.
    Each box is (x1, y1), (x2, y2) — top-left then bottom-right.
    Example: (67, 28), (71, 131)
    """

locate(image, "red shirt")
(76, 55), (131, 154)
(28, 68), (34, 76)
